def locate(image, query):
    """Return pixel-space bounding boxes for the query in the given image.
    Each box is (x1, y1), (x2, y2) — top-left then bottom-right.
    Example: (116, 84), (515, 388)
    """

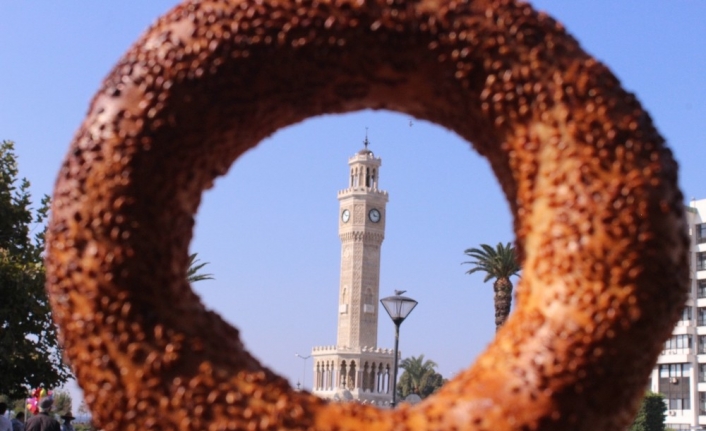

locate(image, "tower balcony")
(337, 187), (388, 198)
(312, 345), (395, 356)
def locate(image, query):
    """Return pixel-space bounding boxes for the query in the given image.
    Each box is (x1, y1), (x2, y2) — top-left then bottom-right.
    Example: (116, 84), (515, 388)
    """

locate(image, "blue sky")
(1, 1), (705, 407)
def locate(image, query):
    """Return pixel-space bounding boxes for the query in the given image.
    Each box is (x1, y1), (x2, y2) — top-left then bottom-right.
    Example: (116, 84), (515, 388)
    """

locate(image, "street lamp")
(380, 291), (418, 407)
(295, 353), (311, 390)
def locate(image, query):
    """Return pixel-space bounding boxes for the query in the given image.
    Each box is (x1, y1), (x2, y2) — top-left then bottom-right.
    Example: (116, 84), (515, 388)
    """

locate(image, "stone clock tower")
(336, 139), (388, 349)
(311, 139), (395, 406)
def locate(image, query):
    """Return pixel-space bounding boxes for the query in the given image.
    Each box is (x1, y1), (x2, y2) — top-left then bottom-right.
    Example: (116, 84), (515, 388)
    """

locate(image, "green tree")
(397, 354), (447, 399)
(187, 253), (214, 284)
(463, 242), (520, 331)
(53, 390), (72, 417)
(77, 399), (90, 418)
(630, 391), (666, 431)
(0, 140), (72, 399)
(10, 398), (25, 415)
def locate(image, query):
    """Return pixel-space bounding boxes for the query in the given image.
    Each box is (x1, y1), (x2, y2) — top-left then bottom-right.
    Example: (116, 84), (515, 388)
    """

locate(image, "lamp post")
(295, 353), (311, 390)
(380, 291), (418, 408)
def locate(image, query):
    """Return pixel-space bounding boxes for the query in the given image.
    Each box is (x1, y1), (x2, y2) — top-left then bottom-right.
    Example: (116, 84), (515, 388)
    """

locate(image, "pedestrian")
(24, 398), (59, 431)
(10, 412), (24, 431)
(0, 402), (12, 431)
(59, 415), (74, 431)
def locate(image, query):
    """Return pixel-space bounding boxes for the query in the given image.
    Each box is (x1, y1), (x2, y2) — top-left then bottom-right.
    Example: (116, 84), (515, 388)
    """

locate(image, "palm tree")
(187, 253), (214, 283)
(463, 242), (520, 331)
(397, 355), (445, 399)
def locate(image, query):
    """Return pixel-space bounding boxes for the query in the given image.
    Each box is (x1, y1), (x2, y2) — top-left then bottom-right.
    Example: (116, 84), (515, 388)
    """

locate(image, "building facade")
(650, 198), (706, 430)
(310, 141), (395, 405)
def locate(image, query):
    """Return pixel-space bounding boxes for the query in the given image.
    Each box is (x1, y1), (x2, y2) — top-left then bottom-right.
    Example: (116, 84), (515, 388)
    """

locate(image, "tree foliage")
(630, 392), (666, 431)
(77, 400), (90, 417)
(53, 390), (73, 417)
(397, 354), (447, 400)
(0, 140), (72, 399)
(187, 253), (214, 284)
(463, 242), (521, 330)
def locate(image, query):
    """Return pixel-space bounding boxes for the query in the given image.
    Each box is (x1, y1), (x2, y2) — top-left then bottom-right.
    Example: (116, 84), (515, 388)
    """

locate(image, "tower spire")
(364, 127), (369, 149)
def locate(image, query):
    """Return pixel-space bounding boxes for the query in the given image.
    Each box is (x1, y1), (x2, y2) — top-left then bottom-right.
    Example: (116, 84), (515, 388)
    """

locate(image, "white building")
(310, 140), (395, 405)
(649, 198), (706, 430)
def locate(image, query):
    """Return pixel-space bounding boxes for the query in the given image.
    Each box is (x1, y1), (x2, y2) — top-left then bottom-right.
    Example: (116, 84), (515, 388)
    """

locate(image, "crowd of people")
(0, 399), (75, 431)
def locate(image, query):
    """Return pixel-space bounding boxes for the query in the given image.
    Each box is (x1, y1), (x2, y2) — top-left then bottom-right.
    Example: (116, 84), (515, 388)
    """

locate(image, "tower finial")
(364, 127), (369, 149)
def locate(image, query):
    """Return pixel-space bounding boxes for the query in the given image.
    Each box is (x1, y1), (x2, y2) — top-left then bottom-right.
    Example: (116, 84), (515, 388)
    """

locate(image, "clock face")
(369, 208), (381, 223)
(341, 209), (350, 223)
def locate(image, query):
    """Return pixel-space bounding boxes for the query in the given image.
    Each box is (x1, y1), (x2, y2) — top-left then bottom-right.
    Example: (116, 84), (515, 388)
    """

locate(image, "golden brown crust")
(46, 0), (688, 430)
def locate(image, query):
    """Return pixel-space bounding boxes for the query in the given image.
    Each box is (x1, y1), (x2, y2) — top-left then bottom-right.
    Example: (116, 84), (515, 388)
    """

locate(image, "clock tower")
(311, 138), (395, 406)
(336, 138), (388, 349)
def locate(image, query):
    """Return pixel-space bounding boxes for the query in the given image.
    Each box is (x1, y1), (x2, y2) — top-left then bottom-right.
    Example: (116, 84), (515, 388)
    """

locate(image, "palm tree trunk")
(493, 277), (513, 331)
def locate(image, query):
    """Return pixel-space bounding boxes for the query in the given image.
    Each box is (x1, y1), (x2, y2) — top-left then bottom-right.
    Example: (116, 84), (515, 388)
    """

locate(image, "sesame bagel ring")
(46, 0), (688, 430)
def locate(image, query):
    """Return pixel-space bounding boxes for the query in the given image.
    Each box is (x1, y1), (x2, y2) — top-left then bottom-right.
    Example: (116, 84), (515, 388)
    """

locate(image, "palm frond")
(187, 253), (214, 283)
(462, 242), (520, 282)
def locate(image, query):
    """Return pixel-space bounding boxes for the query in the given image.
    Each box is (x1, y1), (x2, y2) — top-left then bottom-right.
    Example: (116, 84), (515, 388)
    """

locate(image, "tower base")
(310, 345), (396, 406)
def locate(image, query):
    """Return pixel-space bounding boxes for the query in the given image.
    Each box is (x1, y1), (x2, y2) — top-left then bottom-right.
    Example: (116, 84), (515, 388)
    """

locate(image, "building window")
(661, 365), (670, 378)
(699, 280), (706, 298)
(698, 252), (706, 271)
(681, 306), (693, 323)
(697, 224), (706, 244)
(667, 425), (693, 431)
(701, 336), (706, 354)
(701, 392), (706, 415)
(659, 364), (691, 411)
(659, 363), (690, 379)
(675, 363), (690, 377)
(699, 308), (706, 326)
(665, 335), (692, 353)
(669, 398), (691, 409)
(700, 365), (706, 383)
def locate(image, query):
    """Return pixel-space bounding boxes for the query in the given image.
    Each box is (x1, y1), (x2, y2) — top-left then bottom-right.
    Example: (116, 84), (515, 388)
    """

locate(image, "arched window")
(340, 361), (347, 388)
(348, 360), (357, 389)
(363, 288), (374, 317)
(340, 287), (348, 314)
